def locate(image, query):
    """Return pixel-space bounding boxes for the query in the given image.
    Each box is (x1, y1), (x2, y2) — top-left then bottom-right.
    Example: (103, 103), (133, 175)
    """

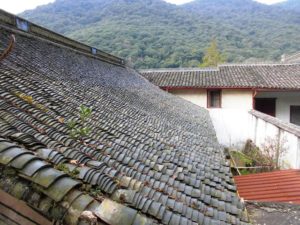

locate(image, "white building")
(141, 64), (300, 168)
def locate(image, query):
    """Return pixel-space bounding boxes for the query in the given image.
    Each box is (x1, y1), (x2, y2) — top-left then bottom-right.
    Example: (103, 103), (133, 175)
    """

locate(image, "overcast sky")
(0, 0), (287, 14)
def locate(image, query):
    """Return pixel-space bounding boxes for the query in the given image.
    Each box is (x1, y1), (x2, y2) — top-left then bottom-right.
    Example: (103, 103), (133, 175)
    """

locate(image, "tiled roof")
(140, 64), (300, 89)
(234, 170), (300, 204)
(0, 12), (249, 225)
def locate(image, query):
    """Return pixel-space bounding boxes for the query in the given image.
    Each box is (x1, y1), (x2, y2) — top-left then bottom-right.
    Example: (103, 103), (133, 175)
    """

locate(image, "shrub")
(67, 105), (93, 140)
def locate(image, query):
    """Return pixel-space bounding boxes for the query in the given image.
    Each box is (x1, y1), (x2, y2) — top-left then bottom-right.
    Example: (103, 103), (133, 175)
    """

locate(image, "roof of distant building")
(140, 63), (300, 90)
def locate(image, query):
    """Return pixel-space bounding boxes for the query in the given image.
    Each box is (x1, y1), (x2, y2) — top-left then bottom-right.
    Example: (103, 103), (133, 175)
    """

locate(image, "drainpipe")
(252, 89), (257, 109)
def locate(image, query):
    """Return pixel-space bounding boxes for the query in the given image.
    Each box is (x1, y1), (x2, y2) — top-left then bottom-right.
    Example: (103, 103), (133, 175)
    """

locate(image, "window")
(91, 48), (97, 55)
(255, 98), (276, 117)
(208, 90), (221, 108)
(290, 106), (300, 126)
(16, 18), (29, 32)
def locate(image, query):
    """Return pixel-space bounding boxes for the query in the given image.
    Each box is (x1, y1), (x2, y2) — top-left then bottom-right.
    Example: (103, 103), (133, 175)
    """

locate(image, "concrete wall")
(209, 109), (252, 148)
(249, 113), (300, 169)
(168, 88), (300, 168)
(169, 89), (207, 107)
(169, 89), (254, 110)
(256, 92), (300, 123)
(209, 109), (300, 169)
(222, 90), (253, 109)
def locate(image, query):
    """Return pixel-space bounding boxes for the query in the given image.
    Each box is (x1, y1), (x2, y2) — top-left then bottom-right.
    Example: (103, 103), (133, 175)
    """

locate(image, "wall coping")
(249, 110), (300, 138)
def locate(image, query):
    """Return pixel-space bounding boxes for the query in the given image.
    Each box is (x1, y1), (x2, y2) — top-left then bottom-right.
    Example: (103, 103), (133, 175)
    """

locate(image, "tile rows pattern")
(235, 170), (300, 204)
(140, 64), (300, 89)
(0, 24), (249, 225)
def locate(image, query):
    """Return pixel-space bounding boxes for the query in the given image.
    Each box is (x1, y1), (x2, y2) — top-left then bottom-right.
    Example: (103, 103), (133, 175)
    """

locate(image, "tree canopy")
(200, 40), (226, 67)
(20, 0), (300, 69)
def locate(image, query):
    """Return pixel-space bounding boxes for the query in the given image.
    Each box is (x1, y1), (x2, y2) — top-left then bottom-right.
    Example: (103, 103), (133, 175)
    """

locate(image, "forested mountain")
(276, 0), (300, 12)
(20, 0), (300, 69)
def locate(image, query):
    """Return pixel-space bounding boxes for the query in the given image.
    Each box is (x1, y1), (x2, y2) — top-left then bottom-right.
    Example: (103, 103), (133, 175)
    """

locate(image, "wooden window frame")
(207, 89), (222, 108)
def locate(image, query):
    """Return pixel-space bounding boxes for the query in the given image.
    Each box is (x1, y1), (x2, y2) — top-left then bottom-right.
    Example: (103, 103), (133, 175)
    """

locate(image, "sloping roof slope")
(235, 170), (300, 204)
(282, 52), (300, 63)
(140, 64), (300, 89)
(0, 12), (249, 225)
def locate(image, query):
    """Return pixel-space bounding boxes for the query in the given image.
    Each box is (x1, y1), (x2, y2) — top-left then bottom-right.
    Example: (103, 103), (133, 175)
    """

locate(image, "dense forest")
(20, 0), (300, 69)
(276, 0), (300, 12)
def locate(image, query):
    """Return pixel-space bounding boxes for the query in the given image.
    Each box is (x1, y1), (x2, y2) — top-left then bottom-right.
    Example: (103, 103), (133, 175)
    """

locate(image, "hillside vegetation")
(20, 0), (300, 69)
(276, 0), (300, 12)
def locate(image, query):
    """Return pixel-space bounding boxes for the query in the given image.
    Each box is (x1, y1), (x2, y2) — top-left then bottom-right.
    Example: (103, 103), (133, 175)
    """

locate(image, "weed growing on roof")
(55, 163), (79, 179)
(90, 187), (104, 201)
(67, 105), (92, 140)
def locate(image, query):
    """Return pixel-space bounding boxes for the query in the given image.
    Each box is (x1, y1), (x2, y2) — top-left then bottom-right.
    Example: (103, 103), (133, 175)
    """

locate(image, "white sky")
(0, 0), (287, 14)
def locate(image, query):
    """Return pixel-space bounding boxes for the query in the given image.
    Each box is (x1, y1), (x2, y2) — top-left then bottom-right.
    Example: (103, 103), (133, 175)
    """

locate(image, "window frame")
(207, 89), (222, 108)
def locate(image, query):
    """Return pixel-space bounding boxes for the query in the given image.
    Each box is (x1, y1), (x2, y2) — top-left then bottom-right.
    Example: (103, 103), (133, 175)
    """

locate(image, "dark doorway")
(255, 98), (276, 117)
(290, 106), (300, 126)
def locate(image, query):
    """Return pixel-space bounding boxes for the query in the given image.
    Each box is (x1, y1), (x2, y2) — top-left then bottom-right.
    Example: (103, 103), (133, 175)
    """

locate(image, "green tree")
(200, 40), (226, 67)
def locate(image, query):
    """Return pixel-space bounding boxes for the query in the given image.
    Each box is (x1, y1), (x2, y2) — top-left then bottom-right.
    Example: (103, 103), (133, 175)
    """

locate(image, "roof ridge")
(140, 63), (300, 73)
(219, 63), (300, 67)
(139, 68), (219, 73)
(0, 9), (125, 67)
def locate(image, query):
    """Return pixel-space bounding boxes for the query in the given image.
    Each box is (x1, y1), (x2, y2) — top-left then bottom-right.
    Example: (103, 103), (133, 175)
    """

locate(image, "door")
(255, 98), (276, 117)
(290, 106), (300, 126)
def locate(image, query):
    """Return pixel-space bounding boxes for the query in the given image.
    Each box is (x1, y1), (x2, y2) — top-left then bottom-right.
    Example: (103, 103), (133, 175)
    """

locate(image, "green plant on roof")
(79, 105), (92, 122)
(67, 105), (92, 140)
(55, 163), (79, 179)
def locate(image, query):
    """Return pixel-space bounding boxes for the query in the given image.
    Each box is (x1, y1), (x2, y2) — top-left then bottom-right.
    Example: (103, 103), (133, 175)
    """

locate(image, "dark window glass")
(208, 90), (221, 108)
(290, 106), (300, 126)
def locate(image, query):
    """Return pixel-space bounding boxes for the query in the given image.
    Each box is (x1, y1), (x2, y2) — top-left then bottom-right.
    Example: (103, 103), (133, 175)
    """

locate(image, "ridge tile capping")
(0, 9), (125, 67)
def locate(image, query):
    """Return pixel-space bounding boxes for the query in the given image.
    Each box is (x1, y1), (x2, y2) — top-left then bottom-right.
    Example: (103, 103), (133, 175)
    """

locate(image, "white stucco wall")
(209, 109), (253, 148)
(250, 115), (300, 169)
(168, 88), (300, 168)
(169, 89), (207, 107)
(222, 90), (253, 109)
(210, 110), (300, 169)
(169, 89), (254, 110)
(256, 92), (300, 123)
